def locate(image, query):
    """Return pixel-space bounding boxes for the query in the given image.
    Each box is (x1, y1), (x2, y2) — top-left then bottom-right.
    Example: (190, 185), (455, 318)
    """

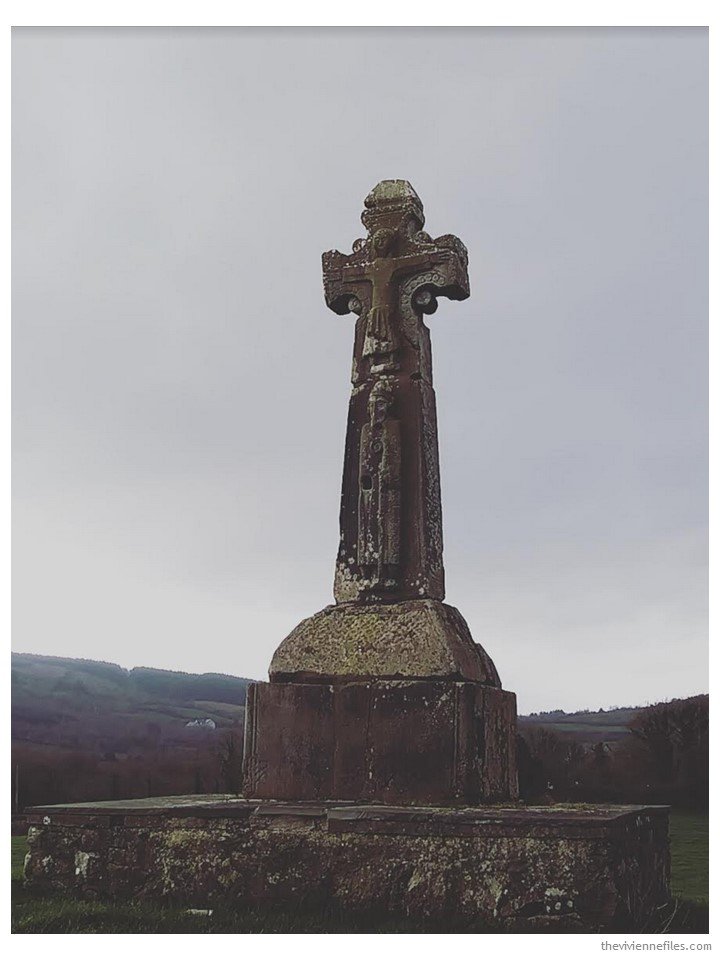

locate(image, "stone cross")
(322, 180), (470, 603)
(250, 182), (513, 804)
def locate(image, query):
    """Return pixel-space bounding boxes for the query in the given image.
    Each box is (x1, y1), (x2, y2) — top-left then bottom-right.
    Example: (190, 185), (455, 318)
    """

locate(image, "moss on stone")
(269, 600), (499, 683)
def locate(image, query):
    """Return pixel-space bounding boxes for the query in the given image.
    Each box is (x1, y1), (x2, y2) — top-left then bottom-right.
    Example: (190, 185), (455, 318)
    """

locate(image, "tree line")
(518, 694), (708, 810)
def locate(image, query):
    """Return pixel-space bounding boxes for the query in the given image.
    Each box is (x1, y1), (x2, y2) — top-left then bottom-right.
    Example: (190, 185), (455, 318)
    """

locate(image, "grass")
(11, 813), (709, 934)
(669, 811), (709, 904)
(11, 836), (26, 882)
(12, 887), (440, 934)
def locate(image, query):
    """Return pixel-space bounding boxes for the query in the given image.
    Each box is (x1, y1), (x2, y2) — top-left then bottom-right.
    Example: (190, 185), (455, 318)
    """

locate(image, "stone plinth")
(269, 600), (500, 684)
(23, 796), (671, 933)
(243, 680), (518, 804)
(251, 598), (517, 806)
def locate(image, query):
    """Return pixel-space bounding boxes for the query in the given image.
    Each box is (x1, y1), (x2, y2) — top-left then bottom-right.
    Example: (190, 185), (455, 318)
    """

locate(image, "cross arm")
(412, 235), (470, 301)
(322, 248), (368, 316)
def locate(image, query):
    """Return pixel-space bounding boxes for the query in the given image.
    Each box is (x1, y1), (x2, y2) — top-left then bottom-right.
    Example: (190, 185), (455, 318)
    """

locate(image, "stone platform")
(23, 796), (670, 932)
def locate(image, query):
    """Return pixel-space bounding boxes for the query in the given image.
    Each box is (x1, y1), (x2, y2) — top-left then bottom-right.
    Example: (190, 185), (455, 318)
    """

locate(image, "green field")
(11, 813), (709, 934)
(669, 811), (709, 904)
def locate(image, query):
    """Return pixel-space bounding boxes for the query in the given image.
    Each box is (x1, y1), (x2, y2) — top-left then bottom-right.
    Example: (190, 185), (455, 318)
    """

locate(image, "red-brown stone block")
(243, 679), (518, 804)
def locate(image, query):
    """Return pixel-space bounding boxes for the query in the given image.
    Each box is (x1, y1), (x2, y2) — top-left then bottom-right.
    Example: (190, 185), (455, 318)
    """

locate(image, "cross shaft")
(321, 180), (470, 603)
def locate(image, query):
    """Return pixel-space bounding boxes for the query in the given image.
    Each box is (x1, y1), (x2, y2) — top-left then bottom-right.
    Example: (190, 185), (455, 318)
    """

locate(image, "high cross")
(322, 180), (470, 603)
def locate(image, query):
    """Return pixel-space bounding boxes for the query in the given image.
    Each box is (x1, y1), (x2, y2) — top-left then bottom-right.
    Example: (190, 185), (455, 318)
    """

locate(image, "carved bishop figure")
(322, 180), (470, 603)
(357, 378), (401, 588)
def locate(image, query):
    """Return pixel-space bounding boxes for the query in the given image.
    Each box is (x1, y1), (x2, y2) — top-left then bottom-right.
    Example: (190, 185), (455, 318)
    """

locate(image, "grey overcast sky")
(12, 27), (707, 713)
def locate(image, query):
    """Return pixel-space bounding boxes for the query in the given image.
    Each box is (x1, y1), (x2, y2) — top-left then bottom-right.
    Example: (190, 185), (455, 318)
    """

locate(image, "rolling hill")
(12, 652), (253, 809)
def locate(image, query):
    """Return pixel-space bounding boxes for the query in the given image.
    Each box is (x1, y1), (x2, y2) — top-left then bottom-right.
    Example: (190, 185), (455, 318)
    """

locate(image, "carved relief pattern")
(357, 379), (401, 588)
(420, 382), (444, 583)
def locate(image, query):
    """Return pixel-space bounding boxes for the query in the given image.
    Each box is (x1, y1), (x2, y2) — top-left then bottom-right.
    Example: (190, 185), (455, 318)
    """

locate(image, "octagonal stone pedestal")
(246, 600), (518, 806)
(24, 796), (670, 933)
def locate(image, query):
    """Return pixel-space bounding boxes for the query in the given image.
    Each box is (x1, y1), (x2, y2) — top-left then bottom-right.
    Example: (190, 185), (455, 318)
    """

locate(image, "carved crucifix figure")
(323, 181), (469, 603)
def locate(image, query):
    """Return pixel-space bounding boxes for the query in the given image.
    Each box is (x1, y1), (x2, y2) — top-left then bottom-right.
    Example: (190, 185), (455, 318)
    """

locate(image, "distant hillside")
(518, 705), (642, 744)
(11, 653), (253, 809)
(13, 652), (250, 703)
(11, 652), (707, 812)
